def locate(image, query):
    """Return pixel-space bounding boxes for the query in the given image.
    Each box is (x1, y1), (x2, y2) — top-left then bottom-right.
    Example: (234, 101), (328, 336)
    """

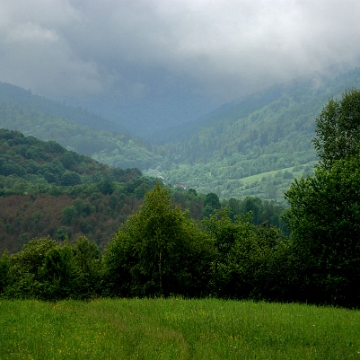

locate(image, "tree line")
(0, 183), (290, 302)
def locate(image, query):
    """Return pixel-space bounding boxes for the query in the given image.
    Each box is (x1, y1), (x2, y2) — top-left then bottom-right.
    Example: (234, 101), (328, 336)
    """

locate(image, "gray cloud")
(1, 0), (360, 112)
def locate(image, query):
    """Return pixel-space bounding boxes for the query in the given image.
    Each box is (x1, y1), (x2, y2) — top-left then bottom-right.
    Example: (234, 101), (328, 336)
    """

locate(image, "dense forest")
(2, 89), (360, 308)
(0, 128), (146, 253)
(0, 129), (285, 254)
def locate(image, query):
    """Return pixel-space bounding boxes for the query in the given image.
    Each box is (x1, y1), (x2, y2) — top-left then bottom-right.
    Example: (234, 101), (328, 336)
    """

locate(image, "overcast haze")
(1, 0), (360, 134)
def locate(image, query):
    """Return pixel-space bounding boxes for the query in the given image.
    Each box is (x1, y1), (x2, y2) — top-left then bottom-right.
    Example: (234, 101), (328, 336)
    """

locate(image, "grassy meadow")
(0, 298), (359, 359)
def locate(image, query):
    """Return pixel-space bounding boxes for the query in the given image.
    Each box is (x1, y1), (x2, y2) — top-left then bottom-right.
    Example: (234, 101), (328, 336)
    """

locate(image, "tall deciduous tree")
(285, 88), (360, 306)
(72, 236), (102, 299)
(103, 183), (214, 297)
(284, 157), (360, 306)
(313, 88), (360, 169)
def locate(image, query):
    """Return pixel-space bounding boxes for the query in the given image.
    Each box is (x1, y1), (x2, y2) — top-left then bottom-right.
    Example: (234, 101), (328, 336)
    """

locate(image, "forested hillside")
(0, 129), (286, 254)
(0, 129), (147, 253)
(149, 67), (360, 200)
(0, 99), (163, 170)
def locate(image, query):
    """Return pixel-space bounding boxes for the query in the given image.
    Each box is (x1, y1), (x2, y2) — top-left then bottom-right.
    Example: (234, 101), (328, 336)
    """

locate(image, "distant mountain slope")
(0, 128), (142, 186)
(0, 99), (163, 170)
(148, 67), (360, 201)
(0, 82), (127, 135)
(146, 84), (286, 145)
(151, 67), (360, 147)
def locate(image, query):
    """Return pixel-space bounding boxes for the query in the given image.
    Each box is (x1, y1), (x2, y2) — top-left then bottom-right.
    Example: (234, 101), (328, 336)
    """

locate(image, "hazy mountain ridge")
(146, 65), (350, 146)
(146, 82), (289, 145)
(154, 68), (360, 153)
(2, 66), (360, 201)
(0, 99), (163, 170)
(70, 90), (213, 138)
(147, 67), (360, 200)
(0, 82), (128, 135)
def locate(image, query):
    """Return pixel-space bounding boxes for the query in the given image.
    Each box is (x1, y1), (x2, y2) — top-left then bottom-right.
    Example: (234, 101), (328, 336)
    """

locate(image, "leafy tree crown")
(313, 88), (360, 169)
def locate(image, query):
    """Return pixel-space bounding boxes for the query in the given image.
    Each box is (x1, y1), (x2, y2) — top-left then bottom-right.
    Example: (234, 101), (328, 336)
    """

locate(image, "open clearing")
(1, 298), (359, 359)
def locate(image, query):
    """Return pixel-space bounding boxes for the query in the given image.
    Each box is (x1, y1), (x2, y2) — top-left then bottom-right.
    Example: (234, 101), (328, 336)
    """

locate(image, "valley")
(1, 66), (360, 203)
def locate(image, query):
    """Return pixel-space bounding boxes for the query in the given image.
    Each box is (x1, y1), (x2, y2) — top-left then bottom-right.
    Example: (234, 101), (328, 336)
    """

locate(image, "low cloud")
(0, 0), (359, 108)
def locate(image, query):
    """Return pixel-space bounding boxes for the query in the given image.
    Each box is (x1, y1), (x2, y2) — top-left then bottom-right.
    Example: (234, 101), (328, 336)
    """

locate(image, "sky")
(1, 0), (360, 133)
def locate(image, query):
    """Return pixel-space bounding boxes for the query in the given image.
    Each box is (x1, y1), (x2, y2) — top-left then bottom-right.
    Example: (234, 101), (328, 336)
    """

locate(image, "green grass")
(240, 166), (300, 186)
(1, 298), (359, 359)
